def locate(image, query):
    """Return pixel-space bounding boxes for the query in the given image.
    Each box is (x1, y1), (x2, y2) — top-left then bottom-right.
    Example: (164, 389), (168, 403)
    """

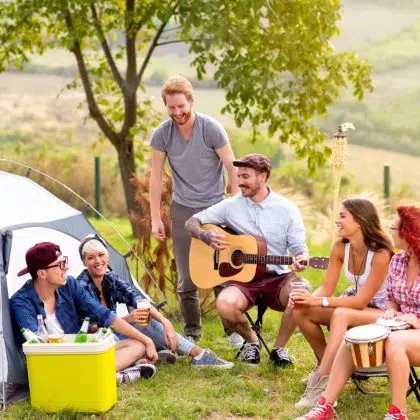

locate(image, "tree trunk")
(116, 137), (140, 236)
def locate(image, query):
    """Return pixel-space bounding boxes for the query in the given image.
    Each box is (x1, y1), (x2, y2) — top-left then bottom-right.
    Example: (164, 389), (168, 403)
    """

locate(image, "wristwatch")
(321, 297), (330, 308)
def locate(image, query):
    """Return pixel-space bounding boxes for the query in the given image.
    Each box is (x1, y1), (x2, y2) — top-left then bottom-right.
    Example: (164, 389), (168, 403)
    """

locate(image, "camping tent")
(0, 168), (149, 409)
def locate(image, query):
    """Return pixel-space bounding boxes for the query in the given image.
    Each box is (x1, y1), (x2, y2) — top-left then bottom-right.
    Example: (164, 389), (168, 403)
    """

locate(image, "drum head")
(375, 317), (410, 331)
(345, 324), (390, 344)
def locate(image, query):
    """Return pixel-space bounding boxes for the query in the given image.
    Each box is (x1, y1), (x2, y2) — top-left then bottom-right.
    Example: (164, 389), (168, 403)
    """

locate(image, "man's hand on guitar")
(292, 252), (308, 272)
(199, 229), (228, 250)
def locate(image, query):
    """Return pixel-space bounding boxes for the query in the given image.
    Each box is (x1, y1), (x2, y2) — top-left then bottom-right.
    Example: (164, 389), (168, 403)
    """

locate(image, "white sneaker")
(227, 332), (244, 349)
(295, 375), (329, 409)
(116, 372), (124, 385)
(300, 365), (319, 385)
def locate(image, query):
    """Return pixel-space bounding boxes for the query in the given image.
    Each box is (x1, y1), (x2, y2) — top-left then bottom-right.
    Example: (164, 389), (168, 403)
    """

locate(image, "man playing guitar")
(185, 153), (309, 367)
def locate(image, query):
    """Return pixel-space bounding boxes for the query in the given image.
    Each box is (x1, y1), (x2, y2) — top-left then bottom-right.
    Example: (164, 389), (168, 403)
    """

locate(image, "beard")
(170, 109), (192, 126)
(239, 184), (260, 198)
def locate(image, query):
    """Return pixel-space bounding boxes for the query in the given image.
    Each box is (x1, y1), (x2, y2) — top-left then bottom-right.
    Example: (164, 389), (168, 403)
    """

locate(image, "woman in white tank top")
(291, 198), (394, 409)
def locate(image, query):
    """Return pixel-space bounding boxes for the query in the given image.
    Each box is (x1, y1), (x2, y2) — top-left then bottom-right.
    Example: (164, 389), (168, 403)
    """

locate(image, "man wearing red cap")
(10, 242), (159, 383)
(186, 153), (310, 367)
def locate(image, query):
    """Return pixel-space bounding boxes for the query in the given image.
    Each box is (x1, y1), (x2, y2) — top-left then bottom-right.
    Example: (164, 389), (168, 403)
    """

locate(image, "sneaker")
(269, 347), (295, 367)
(236, 342), (261, 366)
(157, 350), (177, 364)
(301, 365), (319, 385)
(295, 397), (335, 420)
(384, 404), (408, 420)
(121, 364), (156, 383)
(295, 375), (329, 408)
(116, 372), (124, 385)
(191, 349), (234, 369)
(227, 332), (244, 349)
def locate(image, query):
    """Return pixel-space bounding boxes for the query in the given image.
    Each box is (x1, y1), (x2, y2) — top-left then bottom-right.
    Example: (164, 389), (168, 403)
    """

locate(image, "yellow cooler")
(22, 334), (117, 412)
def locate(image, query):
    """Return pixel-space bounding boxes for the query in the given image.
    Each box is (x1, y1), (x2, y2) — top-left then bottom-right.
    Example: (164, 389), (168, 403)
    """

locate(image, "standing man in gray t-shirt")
(149, 75), (239, 343)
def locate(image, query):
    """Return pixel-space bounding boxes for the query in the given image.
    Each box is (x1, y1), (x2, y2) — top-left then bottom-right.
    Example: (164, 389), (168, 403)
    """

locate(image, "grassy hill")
(1, 0), (420, 213)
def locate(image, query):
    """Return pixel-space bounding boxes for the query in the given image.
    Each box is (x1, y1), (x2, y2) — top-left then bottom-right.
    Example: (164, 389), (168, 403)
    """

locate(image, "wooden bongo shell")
(345, 324), (390, 368)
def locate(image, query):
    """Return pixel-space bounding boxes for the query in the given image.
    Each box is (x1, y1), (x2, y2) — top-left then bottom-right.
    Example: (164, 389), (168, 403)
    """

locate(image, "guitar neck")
(243, 254), (295, 266)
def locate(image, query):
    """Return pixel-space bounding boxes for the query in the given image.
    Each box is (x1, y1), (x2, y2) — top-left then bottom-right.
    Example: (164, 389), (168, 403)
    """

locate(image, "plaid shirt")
(386, 251), (420, 317)
(77, 269), (146, 313)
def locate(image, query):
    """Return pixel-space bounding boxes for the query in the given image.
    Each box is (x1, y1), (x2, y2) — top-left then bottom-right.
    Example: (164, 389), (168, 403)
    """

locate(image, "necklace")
(351, 246), (369, 293)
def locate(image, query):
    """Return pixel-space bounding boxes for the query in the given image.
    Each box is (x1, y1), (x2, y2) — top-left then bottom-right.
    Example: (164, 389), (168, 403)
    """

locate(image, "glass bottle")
(36, 314), (48, 343)
(21, 328), (41, 344)
(74, 317), (90, 343)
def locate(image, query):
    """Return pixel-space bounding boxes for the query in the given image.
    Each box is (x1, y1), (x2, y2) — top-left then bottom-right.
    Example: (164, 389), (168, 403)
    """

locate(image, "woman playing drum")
(292, 198), (393, 408)
(296, 203), (420, 420)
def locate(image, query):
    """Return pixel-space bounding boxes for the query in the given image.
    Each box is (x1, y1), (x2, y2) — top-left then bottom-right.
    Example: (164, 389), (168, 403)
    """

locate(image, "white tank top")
(343, 242), (386, 302)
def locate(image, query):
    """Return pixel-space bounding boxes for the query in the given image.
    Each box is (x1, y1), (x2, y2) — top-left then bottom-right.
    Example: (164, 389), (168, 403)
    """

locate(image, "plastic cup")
(290, 280), (310, 310)
(47, 333), (63, 343)
(136, 299), (151, 326)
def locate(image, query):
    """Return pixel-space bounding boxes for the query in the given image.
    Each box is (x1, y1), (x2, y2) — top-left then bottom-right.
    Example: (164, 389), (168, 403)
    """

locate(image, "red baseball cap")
(18, 242), (62, 277)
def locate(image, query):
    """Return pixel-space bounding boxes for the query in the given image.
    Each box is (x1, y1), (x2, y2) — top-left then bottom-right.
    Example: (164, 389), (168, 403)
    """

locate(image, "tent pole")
(0, 266), (6, 410)
(0, 158), (166, 305)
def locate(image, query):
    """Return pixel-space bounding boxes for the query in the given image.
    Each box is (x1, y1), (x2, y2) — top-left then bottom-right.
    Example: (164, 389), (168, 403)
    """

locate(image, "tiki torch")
(331, 122), (355, 246)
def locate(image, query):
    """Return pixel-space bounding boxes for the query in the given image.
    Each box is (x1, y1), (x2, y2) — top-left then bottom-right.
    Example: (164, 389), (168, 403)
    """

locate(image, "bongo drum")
(375, 317), (411, 332)
(345, 324), (390, 368)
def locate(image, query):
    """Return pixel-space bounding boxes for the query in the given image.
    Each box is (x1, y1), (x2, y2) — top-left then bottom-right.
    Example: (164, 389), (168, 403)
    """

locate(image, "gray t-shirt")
(150, 112), (229, 208)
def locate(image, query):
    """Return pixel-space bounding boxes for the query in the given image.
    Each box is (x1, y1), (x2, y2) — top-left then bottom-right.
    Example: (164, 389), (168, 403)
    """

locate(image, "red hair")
(397, 204), (420, 262)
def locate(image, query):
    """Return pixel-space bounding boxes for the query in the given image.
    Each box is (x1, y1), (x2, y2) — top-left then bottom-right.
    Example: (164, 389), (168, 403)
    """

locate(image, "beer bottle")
(93, 326), (114, 342)
(36, 314), (48, 343)
(21, 328), (41, 344)
(74, 317), (90, 343)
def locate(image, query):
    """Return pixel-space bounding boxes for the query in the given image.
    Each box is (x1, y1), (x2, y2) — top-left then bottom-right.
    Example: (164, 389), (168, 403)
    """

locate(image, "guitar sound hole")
(231, 250), (244, 267)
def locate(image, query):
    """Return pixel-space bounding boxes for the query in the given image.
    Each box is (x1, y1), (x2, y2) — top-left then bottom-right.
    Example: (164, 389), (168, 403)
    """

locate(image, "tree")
(0, 0), (372, 234)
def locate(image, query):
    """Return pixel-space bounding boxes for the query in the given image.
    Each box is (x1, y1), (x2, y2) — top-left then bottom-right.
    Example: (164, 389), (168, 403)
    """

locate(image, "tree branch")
(90, 2), (124, 91)
(135, 1), (179, 88)
(162, 26), (182, 33)
(135, 20), (168, 88)
(64, 9), (119, 147)
(156, 39), (189, 47)
(120, 0), (138, 139)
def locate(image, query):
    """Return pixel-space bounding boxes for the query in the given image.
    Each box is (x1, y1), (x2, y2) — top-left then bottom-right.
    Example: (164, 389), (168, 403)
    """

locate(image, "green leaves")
(178, 0), (372, 171)
(0, 0), (372, 178)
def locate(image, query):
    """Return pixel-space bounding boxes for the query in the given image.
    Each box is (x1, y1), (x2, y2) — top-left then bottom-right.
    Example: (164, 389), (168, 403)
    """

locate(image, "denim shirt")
(194, 190), (308, 274)
(10, 276), (116, 341)
(76, 269), (145, 312)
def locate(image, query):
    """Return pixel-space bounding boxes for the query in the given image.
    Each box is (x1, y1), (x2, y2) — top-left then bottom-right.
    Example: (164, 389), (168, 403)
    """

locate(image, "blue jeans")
(116, 318), (193, 355)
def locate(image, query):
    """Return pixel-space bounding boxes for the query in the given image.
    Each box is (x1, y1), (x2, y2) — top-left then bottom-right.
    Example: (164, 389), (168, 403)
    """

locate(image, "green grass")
(5, 311), (420, 419)
(5, 218), (420, 419)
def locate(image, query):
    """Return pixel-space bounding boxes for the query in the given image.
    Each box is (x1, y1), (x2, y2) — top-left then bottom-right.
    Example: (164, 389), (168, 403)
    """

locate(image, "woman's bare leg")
(317, 307), (382, 377)
(293, 307), (334, 362)
(323, 340), (355, 403)
(115, 339), (146, 371)
(386, 330), (420, 411)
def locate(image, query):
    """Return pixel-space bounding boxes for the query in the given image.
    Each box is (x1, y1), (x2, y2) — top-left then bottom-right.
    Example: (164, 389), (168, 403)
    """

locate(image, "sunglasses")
(42, 256), (69, 271)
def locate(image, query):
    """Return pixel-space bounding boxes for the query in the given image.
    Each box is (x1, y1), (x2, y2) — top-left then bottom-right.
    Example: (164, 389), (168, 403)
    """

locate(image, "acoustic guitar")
(189, 224), (329, 289)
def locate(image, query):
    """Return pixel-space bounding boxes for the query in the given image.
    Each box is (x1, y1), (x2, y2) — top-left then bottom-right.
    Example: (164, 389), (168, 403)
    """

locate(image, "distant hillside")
(2, 0), (420, 167)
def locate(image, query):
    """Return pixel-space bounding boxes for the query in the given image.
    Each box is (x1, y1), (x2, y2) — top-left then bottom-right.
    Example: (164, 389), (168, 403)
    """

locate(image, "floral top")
(386, 251), (420, 317)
